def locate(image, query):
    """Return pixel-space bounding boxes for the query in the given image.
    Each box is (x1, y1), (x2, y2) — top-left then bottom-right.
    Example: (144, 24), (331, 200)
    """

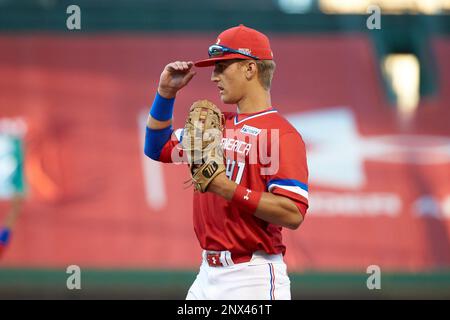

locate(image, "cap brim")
(194, 54), (251, 67)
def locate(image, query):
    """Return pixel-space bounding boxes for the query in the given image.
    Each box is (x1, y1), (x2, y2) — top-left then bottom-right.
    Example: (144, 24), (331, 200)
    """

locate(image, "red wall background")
(0, 34), (449, 271)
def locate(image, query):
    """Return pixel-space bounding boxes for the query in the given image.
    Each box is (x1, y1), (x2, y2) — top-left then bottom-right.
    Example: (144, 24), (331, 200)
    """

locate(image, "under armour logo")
(244, 189), (251, 200)
(212, 257), (217, 264)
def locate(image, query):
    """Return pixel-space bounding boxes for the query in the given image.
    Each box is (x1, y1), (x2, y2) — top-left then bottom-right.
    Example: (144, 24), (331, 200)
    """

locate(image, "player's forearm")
(254, 193), (303, 230)
(144, 89), (175, 160)
(207, 173), (237, 200)
(147, 116), (172, 130)
(147, 88), (176, 130)
(208, 173), (303, 230)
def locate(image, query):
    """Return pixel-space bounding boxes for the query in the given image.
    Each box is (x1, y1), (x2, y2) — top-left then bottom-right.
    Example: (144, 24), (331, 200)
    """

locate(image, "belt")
(203, 250), (253, 267)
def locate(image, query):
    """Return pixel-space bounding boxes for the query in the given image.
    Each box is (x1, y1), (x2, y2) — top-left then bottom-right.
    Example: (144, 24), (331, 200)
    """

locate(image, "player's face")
(211, 60), (247, 104)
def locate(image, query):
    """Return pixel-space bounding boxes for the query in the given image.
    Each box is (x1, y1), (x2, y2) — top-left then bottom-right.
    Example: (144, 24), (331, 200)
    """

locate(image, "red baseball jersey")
(158, 106), (309, 256)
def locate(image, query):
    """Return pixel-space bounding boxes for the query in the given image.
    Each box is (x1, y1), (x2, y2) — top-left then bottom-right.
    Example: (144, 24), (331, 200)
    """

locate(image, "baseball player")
(144, 25), (308, 300)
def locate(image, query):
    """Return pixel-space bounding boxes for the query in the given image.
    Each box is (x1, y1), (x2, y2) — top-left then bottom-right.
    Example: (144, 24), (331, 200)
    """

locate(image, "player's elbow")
(285, 216), (302, 230)
(280, 200), (304, 230)
(285, 210), (303, 230)
(144, 125), (172, 161)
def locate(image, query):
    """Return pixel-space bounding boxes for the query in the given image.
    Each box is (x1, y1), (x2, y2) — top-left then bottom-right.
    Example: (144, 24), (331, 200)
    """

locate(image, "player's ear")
(243, 61), (257, 80)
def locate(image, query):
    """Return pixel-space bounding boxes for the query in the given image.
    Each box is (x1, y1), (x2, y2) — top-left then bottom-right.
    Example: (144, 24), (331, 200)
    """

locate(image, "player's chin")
(219, 93), (237, 104)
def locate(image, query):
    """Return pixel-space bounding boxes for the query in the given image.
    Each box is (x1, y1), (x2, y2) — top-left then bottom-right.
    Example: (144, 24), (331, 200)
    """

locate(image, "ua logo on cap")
(216, 38), (221, 45)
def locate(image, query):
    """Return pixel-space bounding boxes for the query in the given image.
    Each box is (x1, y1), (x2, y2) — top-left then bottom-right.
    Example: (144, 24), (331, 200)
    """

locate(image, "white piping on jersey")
(268, 184), (309, 200)
(234, 110), (278, 125)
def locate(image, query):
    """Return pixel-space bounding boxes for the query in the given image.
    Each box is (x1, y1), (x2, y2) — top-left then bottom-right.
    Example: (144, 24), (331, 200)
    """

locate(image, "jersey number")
(225, 159), (245, 184)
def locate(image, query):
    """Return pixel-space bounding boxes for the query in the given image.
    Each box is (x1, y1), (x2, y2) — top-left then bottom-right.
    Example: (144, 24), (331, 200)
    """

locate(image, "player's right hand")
(158, 61), (197, 99)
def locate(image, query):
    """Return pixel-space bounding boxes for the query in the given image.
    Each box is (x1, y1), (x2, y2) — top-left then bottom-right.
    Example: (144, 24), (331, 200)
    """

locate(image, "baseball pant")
(186, 250), (291, 300)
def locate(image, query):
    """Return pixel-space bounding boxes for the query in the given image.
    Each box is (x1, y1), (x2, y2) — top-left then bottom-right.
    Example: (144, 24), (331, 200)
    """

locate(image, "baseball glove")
(181, 100), (225, 192)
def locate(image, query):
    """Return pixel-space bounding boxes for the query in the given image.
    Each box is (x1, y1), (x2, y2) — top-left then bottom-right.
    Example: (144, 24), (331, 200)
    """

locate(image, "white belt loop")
(202, 250), (207, 263)
(222, 251), (234, 266)
(219, 251), (227, 266)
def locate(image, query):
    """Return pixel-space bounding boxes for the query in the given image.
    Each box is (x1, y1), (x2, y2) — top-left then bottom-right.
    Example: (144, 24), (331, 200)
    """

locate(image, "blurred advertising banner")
(0, 34), (448, 271)
(0, 119), (26, 199)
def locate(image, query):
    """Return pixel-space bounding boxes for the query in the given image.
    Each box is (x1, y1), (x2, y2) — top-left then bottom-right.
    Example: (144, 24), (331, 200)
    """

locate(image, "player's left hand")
(182, 99), (226, 192)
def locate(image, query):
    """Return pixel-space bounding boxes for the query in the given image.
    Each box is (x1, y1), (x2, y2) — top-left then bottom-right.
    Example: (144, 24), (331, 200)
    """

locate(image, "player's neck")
(236, 89), (271, 114)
